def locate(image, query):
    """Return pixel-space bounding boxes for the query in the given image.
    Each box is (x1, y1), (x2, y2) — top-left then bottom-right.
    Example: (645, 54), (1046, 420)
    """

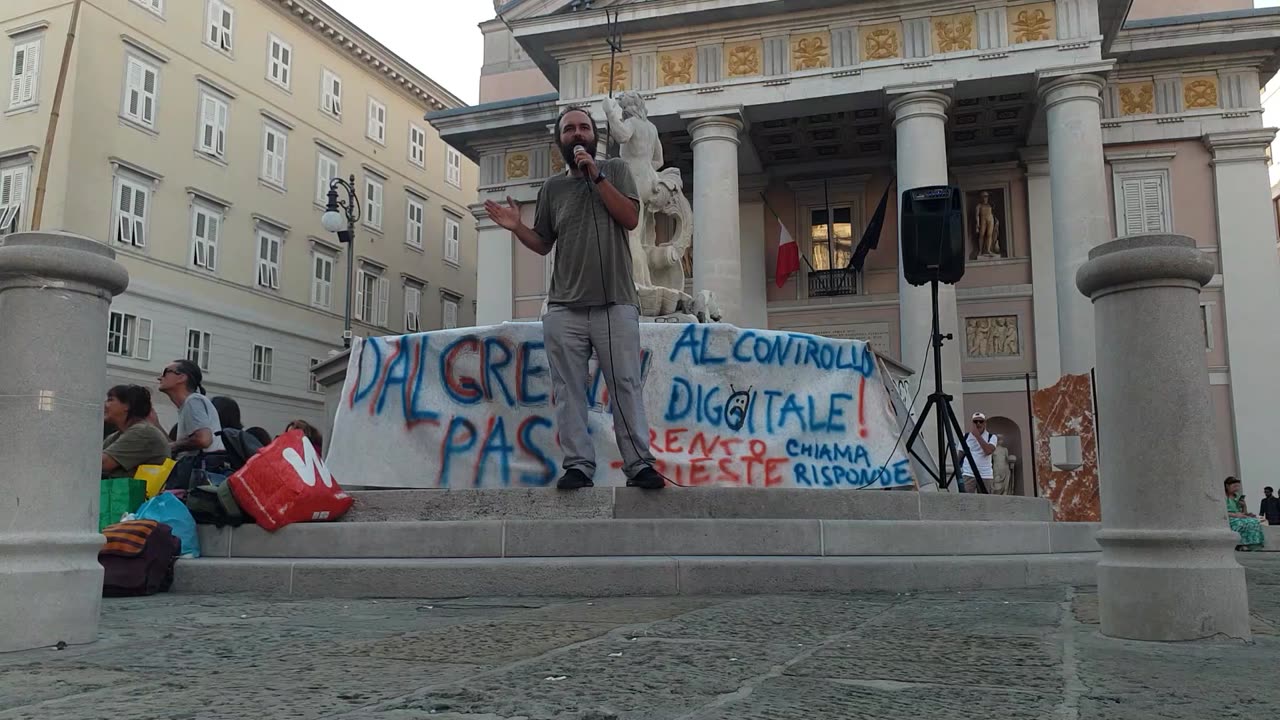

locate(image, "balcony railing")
(807, 268), (859, 298)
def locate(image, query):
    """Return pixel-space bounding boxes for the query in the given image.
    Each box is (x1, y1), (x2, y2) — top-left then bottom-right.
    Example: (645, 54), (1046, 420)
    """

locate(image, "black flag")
(850, 180), (894, 271)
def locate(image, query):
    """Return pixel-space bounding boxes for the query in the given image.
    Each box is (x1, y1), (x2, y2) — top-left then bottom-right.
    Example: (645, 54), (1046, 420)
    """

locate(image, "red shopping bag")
(227, 429), (353, 531)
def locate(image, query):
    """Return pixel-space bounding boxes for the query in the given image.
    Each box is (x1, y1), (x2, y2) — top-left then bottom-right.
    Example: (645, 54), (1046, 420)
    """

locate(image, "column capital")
(1037, 72), (1107, 111)
(887, 90), (952, 127)
(1203, 129), (1278, 164)
(1019, 146), (1051, 177)
(684, 108), (745, 146)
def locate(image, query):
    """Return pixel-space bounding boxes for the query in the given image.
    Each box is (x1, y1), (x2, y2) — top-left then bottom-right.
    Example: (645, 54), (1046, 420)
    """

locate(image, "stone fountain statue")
(602, 92), (720, 322)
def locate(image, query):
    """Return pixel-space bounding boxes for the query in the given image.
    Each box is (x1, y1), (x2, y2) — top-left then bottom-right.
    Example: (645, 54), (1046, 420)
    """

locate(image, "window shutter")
(21, 42), (38, 104)
(141, 67), (156, 124)
(135, 317), (152, 360)
(207, 1), (221, 45)
(125, 59), (143, 118)
(132, 186), (147, 246)
(9, 46), (24, 107)
(219, 7), (233, 50)
(215, 101), (227, 155)
(1140, 176), (1165, 233)
(1120, 178), (1145, 237)
(200, 96), (217, 152)
(354, 272), (366, 320)
(193, 212), (206, 266)
(377, 277), (390, 326)
(206, 214), (218, 269)
(444, 300), (457, 329)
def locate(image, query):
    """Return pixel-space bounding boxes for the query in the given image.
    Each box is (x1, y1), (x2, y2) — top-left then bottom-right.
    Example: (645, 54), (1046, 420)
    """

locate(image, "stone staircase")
(178, 488), (1100, 597)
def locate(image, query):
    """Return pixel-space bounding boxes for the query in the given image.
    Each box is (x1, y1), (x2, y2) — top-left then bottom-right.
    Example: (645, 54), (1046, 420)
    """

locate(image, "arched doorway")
(985, 416), (1024, 495)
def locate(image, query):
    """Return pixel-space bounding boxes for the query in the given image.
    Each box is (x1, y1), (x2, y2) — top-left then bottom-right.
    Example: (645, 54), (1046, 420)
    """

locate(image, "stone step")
(341, 487), (1053, 522)
(198, 519), (1100, 560)
(174, 553), (1099, 598)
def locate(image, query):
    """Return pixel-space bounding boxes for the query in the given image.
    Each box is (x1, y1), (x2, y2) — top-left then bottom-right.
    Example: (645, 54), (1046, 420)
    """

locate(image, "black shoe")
(556, 469), (594, 490)
(626, 467), (665, 490)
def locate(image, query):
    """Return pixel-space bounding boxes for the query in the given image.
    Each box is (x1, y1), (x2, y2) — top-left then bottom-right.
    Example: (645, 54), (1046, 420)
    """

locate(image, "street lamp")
(321, 174), (360, 348)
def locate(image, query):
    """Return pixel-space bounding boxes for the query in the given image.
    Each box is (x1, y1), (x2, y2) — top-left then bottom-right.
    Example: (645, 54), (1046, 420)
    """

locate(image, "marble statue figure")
(974, 191), (1001, 258)
(602, 92), (720, 322)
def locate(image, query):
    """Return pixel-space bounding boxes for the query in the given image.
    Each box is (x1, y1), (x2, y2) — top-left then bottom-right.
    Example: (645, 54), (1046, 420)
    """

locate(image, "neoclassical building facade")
(429, 0), (1280, 499)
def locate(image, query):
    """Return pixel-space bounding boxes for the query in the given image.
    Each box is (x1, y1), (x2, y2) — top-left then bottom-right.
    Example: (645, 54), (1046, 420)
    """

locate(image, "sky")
(323, 0), (494, 105)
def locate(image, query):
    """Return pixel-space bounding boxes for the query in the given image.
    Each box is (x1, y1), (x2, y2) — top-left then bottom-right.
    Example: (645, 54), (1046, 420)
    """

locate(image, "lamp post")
(321, 174), (360, 348)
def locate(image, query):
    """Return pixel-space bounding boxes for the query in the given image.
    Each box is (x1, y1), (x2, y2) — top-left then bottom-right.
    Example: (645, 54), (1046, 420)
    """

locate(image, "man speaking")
(483, 107), (664, 491)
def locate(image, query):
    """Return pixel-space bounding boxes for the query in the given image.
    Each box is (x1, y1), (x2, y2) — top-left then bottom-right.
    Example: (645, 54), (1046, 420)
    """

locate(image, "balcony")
(807, 268), (859, 297)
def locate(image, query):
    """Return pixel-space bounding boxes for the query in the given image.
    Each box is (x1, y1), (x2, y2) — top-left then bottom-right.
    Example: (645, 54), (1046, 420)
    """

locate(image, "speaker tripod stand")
(904, 278), (989, 493)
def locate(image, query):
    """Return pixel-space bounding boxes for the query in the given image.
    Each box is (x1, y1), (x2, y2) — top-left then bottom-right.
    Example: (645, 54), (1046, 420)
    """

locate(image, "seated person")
(102, 385), (170, 479)
(157, 359), (224, 460)
(284, 419), (324, 454)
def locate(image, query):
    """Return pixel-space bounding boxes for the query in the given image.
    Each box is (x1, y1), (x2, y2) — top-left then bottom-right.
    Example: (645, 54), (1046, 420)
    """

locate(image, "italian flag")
(774, 219), (800, 288)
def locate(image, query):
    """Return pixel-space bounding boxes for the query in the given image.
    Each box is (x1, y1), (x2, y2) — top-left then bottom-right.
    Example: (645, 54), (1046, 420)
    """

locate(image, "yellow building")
(1, 0), (477, 432)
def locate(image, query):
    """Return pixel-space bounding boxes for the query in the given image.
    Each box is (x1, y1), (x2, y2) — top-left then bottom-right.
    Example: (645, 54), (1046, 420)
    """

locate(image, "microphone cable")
(579, 150), (685, 488)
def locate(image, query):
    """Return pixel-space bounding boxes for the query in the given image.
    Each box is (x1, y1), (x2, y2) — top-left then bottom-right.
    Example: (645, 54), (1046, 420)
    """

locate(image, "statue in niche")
(602, 92), (720, 322)
(992, 445), (1016, 495)
(967, 188), (1009, 259)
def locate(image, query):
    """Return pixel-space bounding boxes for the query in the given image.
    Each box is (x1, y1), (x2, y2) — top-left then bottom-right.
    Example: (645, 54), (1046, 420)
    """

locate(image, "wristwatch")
(593, 171), (607, 185)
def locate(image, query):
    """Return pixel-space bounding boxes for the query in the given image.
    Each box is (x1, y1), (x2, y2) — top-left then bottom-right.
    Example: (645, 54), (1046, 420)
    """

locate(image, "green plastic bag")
(99, 478), (146, 532)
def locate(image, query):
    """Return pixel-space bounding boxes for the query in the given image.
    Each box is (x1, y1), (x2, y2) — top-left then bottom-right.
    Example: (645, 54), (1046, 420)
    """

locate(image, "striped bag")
(99, 520), (181, 596)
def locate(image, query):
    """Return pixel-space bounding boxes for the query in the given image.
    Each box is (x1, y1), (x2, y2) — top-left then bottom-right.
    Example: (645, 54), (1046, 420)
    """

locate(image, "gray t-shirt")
(176, 393), (224, 458)
(534, 158), (640, 308)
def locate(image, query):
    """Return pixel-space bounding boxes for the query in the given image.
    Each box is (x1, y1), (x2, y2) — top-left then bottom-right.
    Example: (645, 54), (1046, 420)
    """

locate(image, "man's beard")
(559, 140), (597, 170)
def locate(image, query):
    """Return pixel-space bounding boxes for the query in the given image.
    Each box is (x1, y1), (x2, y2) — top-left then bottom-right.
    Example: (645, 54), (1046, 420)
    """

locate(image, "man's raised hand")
(484, 196), (521, 231)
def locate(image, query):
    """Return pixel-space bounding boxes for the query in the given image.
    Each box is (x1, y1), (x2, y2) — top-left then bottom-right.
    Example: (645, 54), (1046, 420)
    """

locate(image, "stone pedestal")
(1076, 233), (1250, 642)
(0, 232), (129, 653)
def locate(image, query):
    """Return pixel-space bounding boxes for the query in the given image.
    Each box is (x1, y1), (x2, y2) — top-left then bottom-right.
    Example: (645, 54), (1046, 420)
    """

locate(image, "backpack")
(217, 427), (265, 471)
(186, 480), (251, 528)
(98, 520), (181, 597)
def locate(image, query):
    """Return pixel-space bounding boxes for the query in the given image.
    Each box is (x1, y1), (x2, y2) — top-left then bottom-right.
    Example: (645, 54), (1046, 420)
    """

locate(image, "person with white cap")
(960, 412), (998, 493)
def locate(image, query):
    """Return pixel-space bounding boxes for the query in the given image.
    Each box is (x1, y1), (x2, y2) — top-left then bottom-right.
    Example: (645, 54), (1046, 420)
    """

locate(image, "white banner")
(326, 322), (914, 489)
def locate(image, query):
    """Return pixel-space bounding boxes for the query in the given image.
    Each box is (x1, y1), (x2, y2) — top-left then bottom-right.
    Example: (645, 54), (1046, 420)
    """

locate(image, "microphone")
(574, 145), (590, 178)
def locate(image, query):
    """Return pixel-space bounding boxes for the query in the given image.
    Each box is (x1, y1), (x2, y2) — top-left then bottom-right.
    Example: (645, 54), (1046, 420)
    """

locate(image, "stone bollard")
(0, 232), (129, 653)
(1076, 233), (1250, 641)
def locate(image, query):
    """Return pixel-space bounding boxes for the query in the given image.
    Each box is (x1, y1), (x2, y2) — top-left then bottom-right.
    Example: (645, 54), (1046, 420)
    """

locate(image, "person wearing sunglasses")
(960, 412), (998, 494)
(157, 359), (224, 459)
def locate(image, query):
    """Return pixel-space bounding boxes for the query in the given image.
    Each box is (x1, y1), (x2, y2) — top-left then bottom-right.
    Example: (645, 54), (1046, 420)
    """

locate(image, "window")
(107, 311), (152, 360)
(316, 151), (339, 204)
(122, 56), (159, 128)
(1200, 303), (1214, 352)
(257, 230), (281, 289)
(442, 295), (459, 330)
(267, 35), (291, 89)
(0, 164), (30, 236)
(355, 268), (389, 326)
(190, 202), (221, 271)
(406, 195), (424, 248)
(404, 284), (422, 332)
(131, 0), (163, 15)
(262, 122), (287, 186)
(443, 215), (460, 264)
(1116, 173), (1170, 236)
(8, 38), (40, 109)
(446, 146), (461, 187)
(364, 176), (383, 230)
(309, 357), (323, 392)
(186, 329), (212, 371)
(366, 98), (386, 144)
(810, 206), (854, 271)
(251, 344), (273, 383)
(311, 251), (333, 309)
(198, 92), (228, 159)
(409, 124), (426, 167)
(113, 175), (150, 247)
(205, 0), (233, 53)
(321, 69), (342, 118)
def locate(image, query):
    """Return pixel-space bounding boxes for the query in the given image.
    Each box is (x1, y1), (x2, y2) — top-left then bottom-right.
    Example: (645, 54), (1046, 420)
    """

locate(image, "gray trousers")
(543, 304), (656, 479)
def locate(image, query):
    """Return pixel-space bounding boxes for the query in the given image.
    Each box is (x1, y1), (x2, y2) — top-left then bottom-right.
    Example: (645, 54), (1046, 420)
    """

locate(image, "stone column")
(1038, 71), (1110, 376)
(685, 110), (744, 324)
(471, 206), (514, 326)
(737, 175), (769, 329)
(1020, 146), (1062, 385)
(1203, 130), (1280, 504)
(1077, 233), (1250, 642)
(888, 88), (965, 434)
(0, 231), (129, 653)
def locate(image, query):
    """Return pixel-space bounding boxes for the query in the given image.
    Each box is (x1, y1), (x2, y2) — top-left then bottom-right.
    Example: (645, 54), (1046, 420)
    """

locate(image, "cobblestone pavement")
(4, 556), (1280, 719)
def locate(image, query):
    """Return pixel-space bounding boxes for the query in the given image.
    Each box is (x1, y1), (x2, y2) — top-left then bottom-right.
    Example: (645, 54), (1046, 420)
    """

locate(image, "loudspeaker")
(901, 185), (965, 286)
